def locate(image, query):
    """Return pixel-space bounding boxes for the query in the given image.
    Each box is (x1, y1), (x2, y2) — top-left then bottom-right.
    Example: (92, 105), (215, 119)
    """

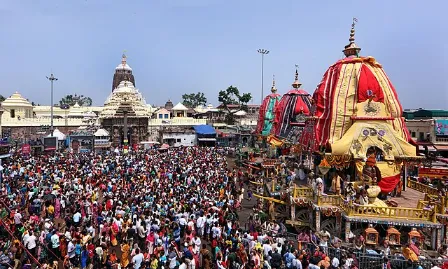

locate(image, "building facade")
(404, 109), (448, 157)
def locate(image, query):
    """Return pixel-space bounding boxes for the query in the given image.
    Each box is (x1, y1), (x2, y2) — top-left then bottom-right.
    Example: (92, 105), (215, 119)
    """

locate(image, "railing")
(292, 186), (313, 198)
(407, 180), (439, 195)
(148, 118), (208, 126)
(1, 117), (92, 127)
(342, 203), (435, 222)
(317, 195), (343, 206)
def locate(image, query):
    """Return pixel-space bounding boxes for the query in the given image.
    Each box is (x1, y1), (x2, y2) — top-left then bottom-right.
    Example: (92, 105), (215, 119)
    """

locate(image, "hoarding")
(43, 137), (58, 151)
(418, 167), (448, 178)
(435, 119), (448, 136)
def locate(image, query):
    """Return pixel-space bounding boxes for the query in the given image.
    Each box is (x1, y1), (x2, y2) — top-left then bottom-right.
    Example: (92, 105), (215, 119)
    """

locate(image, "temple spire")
(343, 18), (361, 57)
(292, 65), (302, 89)
(271, 75), (277, 93)
(121, 50), (127, 65)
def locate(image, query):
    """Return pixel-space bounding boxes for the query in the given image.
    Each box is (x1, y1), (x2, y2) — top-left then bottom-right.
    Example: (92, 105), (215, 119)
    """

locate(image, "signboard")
(21, 144), (31, 155)
(435, 119), (448, 136)
(70, 135), (94, 153)
(418, 167), (448, 178)
(0, 145), (11, 156)
(43, 137), (58, 151)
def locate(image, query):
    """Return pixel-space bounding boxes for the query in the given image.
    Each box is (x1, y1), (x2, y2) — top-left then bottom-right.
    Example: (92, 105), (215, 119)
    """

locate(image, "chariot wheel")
(294, 209), (311, 232)
(275, 204), (289, 224)
(320, 218), (338, 235)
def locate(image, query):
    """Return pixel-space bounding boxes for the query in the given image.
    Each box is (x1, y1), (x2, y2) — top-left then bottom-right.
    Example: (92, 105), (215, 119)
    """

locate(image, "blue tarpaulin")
(193, 125), (216, 135)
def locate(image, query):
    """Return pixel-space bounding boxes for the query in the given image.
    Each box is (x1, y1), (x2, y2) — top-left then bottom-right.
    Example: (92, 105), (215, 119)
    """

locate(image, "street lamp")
(46, 73), (58, 136)
(257, 48), (269, 104)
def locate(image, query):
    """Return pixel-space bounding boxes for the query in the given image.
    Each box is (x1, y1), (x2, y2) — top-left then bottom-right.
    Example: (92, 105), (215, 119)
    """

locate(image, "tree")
(218, 86), (252, 125)
(59, 94), (92, 107)
(0, 94), (5, 103)
(182, 92), (207, 108)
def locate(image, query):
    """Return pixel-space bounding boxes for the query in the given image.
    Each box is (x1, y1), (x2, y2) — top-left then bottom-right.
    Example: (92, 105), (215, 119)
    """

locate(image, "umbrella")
(43, 193), (56, 201)
(161, 144), (170, 149)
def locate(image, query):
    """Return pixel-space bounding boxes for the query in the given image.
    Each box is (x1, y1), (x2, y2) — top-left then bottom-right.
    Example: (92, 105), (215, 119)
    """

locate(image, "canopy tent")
(94, 128), (110, 137)
(47, 129), (66, 141)
(193, 125), (216, 135)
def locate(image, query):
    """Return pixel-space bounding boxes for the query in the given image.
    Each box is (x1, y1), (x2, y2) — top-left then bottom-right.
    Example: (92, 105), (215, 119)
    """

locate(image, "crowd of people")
(0, 146), (445, 269)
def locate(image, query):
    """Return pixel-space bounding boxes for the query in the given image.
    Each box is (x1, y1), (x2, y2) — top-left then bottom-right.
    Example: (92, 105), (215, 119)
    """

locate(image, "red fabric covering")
(313, 64), (341, 147)
(378, 173), (401, 193)
(357, 65), (384, 103)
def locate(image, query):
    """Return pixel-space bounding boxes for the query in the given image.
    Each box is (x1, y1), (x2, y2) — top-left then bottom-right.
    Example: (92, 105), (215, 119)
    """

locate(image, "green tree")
(59, 94), (92, 107)
(182, 92), (207, 108)
(0, 94), (5, 103)
(218, 86), (252, 125)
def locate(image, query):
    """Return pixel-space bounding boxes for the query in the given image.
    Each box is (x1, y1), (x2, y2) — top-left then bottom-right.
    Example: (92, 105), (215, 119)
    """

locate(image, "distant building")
(404, 109), (448, 157)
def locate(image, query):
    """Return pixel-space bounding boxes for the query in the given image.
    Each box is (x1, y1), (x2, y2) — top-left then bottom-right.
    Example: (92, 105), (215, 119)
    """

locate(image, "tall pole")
(46, 73), (58, 137)
(257, 49), (269, 104)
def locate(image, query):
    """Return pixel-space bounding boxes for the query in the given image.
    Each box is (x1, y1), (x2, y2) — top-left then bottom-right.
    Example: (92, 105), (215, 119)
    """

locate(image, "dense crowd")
(0, 146), (444, 269)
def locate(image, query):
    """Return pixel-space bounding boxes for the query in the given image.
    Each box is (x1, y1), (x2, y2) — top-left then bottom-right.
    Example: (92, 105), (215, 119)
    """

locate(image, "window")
(158, 114), (163, 119)
(176, 139), (181, 142)
(164, 114), (169, 119)
(419, 132), (424, 141)
(10, 109), (15, 118)
(411, 132), (416, 137)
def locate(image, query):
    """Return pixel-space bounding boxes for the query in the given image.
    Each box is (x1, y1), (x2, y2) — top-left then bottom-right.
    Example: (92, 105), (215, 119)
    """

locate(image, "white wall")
(162, 133), (196, 147)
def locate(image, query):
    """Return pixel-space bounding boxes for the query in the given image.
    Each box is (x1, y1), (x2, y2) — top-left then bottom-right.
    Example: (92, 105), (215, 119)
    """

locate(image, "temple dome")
(100, 81), (150, 118)
(115, 63), (132, 71)
(1, 91), (32, 107)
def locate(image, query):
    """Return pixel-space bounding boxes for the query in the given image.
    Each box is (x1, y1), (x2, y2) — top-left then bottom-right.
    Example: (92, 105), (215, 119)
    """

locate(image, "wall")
(405, 119), (434, 143)
(162, 133), (196, 147)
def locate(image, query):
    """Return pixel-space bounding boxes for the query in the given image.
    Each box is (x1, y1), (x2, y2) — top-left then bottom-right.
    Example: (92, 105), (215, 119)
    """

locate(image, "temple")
(112, 53), (135, 92)
(100, 80), (150, 147)
(255, 76), (281, 137)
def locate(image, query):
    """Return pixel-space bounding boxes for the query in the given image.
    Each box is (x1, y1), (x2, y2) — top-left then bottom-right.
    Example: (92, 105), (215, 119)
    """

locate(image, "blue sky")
(0, 0), (447, 109)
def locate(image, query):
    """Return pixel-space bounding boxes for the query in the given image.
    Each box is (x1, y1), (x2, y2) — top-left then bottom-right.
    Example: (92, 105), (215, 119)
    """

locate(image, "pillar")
(437, 227), (443, 250)
(345, 221), (351, 243)
(403, 165), (408, 191)
(432, 228), (438, 250)
(291, 205), (296, 222)
(315, 210), (321, 231)
(336, 214), (342, 235)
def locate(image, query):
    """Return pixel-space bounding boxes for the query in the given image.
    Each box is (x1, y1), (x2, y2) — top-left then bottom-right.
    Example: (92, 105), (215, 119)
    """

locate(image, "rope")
(0, 198), (65, 266)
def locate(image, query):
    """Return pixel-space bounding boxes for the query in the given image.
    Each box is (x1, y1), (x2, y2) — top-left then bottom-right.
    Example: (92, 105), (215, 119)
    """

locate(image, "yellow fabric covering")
(332, 120), (416, 160)
(355, 161), (402, 179)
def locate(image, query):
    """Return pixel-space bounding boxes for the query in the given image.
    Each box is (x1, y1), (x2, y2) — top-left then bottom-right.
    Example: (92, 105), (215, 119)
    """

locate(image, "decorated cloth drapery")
(255, 93), (281, 136)
(271, 89), (312, 141)
(312, 56), (413, 148)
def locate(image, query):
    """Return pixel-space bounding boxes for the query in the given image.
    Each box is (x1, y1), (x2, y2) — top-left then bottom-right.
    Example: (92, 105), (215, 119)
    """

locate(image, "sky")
(0, 0), (447, 109)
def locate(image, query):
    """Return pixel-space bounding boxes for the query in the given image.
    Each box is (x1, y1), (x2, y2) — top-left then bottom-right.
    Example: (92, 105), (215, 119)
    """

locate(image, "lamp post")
(257, 49), (269, 104)
(46, 73), (58, 136)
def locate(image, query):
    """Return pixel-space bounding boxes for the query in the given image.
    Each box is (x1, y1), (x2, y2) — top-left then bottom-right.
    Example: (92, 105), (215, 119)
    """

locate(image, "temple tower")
(112, 53), (135, 92)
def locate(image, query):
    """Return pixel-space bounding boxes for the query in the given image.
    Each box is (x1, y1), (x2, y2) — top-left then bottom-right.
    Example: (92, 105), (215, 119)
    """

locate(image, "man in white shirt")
(131, 248), (144, 269)
(73, 211), (82, 227)
(196, 214), (205, 236)
(24, 231), (37, 258)
(67, 238), (76, 265)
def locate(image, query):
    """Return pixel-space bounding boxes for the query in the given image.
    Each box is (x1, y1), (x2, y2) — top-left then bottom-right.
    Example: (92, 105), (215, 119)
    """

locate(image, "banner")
(418, 167), (448, 178)
(21, 144), (31, 155)
(435, 119), (448, 136)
